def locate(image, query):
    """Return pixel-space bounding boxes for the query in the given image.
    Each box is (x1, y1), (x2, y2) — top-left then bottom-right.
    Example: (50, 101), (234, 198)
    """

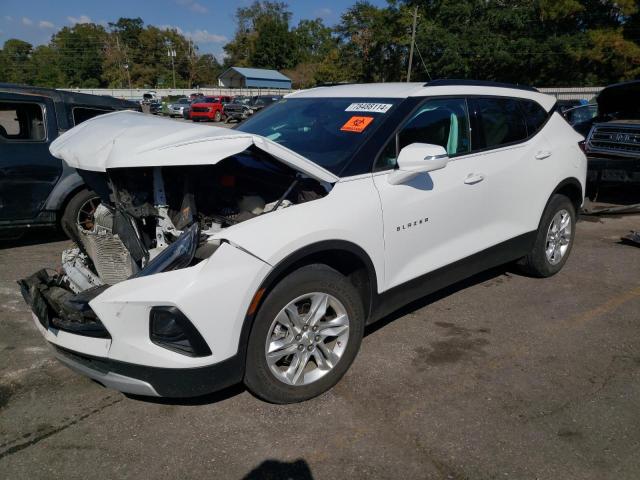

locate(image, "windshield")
(237, 97), (400, 175)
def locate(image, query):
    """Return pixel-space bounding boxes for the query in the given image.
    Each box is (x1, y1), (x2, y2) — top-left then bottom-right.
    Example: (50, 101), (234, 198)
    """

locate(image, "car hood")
(597, 80), (640, 118)
(49, 110), (338, 183)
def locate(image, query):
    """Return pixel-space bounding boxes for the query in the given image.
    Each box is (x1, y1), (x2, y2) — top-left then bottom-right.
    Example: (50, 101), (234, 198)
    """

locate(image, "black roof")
(424, 79), (539, 92)
(0, 83), (138, 109)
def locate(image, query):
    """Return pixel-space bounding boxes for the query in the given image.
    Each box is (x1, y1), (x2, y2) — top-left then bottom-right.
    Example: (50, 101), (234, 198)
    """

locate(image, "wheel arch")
(237, 240), (378, 368)
(551, 177), (583, 213)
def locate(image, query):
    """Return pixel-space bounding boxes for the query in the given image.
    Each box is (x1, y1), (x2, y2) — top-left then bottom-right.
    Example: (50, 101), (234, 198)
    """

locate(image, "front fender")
(214, 176), (386, 292)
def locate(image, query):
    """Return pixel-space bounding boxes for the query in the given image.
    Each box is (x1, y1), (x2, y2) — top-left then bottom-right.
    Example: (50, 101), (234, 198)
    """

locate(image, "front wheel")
(244, 264), (365, 404)
(518, 194), (576, 277)
(214, 111), (222, 122)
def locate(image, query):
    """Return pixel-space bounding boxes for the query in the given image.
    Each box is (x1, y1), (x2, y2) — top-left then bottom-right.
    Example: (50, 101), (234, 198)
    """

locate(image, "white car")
(19, 81), (587, 404)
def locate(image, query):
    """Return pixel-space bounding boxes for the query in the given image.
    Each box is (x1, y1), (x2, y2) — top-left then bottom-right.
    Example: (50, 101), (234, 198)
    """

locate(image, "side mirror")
(388, 143), (449, 185)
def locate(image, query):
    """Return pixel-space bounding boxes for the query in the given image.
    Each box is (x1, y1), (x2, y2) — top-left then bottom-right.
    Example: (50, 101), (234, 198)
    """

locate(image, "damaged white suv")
(20, 81), (587, 403)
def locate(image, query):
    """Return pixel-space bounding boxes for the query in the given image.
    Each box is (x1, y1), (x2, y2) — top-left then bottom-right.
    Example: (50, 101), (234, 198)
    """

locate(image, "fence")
(59, 87), (293, 101)
(537, 87), (602, 101)
(60, 86), (604, 102)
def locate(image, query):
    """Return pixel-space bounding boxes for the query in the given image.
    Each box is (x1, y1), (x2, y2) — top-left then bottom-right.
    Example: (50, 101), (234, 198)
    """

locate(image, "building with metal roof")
(218, 67), (292, 89)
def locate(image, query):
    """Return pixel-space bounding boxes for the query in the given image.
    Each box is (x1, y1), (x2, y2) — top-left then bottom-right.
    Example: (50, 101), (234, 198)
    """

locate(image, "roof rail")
(424, 79), (539, 92)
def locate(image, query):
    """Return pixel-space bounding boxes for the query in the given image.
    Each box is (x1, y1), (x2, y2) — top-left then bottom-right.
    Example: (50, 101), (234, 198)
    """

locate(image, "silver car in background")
(167, 98), (191, 118)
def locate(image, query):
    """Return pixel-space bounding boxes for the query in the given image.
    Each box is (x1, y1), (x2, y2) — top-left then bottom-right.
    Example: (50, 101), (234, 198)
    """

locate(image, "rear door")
(466, 96), (552, 242)
(0, 92), (60, 221)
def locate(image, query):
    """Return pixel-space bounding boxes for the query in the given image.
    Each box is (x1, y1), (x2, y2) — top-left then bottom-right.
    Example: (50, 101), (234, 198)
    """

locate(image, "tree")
(2, 39), (34, 84)
(52, 23), (107, 87)
(224, 1), (296, 69)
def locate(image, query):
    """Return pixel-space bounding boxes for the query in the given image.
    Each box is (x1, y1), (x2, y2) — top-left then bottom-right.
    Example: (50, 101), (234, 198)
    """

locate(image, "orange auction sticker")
(340, 116), (374, 133)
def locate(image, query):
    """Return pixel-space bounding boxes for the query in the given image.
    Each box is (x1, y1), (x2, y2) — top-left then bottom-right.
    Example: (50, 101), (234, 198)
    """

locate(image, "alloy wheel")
(545, 209), (572, 265)
(265, 292), (350, 386)
(76, 196), (100, 231)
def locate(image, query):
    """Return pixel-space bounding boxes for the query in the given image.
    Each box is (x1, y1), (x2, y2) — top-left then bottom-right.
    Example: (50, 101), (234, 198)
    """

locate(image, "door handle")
(464, 173), (485, 185)
(535, 151), (552, 160)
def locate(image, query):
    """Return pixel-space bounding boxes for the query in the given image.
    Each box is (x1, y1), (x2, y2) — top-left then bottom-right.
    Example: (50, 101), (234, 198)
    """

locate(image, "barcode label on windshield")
(345, 103), (392, 113)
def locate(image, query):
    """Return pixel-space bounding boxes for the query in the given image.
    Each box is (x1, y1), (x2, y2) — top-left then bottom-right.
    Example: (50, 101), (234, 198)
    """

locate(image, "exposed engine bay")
(19, 148), (330, 336)
(71, 147), (329, 287)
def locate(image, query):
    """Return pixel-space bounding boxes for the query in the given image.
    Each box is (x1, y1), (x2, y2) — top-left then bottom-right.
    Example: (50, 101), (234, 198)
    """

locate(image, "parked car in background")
(166, 97), (191, 118)
(251, 95), (283, 113)
(20, 81), (586, 403)
(141, 92), (162, 115)
(563, 104), (598, 134)
(584, 80), (640, 188)
(555, 99), (583, 116)
(223, 95), (255, 123)
(0, 84), (139, 239)
(182, 99), (193, 120)
(190, 96), (231, 122)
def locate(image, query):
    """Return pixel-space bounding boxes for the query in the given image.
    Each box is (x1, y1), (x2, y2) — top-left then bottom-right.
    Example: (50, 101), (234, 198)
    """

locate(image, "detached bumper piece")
(18, 270), (110, 338)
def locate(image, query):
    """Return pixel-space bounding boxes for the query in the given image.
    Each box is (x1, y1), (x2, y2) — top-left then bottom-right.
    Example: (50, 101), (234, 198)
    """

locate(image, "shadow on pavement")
(0, 229), (68, 250)
(242, 459), (313, 480)
(366, 264), (515, 337)
(124, 383), (247, 406)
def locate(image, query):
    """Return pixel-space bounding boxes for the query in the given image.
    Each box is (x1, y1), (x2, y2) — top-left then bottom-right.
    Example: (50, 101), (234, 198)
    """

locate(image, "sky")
(0, 0), (389, 59)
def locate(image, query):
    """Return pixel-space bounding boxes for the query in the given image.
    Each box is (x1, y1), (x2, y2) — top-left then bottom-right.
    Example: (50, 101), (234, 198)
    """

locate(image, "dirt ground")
(1, 213), (639, 480)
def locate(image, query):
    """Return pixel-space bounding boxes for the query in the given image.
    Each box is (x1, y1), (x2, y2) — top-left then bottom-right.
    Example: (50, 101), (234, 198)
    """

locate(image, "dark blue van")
(0, 84), (139, 238)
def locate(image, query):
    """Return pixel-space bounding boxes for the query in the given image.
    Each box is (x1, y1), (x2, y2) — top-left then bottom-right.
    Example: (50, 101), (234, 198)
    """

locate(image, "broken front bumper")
(18, 270), (111, 338)
(19, 242), (272, 396)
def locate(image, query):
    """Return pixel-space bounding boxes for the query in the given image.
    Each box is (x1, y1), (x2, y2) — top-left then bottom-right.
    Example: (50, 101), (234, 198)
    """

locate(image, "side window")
(73, 107), (111, 126)
(375, 98), (470, 170)
(519, 99), (548, 136)
(469, 98), (527, 150)
(0, 101), (46, 141)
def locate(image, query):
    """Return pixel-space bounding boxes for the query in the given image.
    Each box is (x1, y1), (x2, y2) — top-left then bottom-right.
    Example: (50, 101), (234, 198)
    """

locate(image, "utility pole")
(406, 5), (418, 82)
(116, 35), (132, 89)
(167, 47), (177, 89)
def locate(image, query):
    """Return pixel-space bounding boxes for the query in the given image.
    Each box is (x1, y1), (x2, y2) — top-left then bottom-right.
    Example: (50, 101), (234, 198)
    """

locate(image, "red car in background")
(190, 96), (231, 122)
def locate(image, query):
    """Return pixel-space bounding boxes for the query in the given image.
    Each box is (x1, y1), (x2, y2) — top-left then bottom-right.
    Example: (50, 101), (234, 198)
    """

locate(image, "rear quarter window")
(72, 107), (112, 126)
(469, 97), (527, 150)
(519, 99), (549, 136)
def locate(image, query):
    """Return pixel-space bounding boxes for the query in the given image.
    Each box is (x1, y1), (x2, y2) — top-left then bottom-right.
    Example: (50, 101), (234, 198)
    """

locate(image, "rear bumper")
(53, 344), (244, 397)
(587, 155), (640, 184)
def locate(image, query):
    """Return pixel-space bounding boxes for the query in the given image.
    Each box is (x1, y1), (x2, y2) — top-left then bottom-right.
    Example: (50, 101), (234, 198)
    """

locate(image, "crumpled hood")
(49, 110), (338, 183)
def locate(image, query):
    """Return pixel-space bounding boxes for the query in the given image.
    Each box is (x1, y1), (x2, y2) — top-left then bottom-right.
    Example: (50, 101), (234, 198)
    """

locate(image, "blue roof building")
(218, 67), (292, 89)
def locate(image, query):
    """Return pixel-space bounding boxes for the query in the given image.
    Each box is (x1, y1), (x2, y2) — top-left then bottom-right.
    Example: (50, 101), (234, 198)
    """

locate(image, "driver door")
(372, 97), (491, 290)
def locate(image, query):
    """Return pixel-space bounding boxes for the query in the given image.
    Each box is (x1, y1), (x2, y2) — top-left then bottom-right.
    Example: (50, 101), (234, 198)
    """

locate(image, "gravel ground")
(1, 214), (639, 480)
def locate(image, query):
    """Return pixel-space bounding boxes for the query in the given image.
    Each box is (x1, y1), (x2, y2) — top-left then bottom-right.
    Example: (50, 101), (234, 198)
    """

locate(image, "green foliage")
(1, 17), (223, 89)
(1, 1), (639, 89)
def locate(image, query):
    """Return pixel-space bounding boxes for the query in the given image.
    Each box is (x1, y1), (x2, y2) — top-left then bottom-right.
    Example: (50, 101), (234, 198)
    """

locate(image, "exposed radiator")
(78, 204), (136, 285)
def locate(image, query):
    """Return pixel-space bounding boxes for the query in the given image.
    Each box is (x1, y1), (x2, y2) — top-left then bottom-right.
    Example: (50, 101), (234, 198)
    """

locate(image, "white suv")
(19, 81), (586, 403)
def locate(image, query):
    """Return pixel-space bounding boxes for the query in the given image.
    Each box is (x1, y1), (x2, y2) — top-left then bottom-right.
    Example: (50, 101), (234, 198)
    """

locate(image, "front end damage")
(21, 150), (330, 340)
(19, 112), (335, 394)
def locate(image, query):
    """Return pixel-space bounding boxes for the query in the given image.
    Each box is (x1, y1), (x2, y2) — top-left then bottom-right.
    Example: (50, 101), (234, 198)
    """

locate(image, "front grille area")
(588, 124), (640, 157)
(191, 107), (210, 113)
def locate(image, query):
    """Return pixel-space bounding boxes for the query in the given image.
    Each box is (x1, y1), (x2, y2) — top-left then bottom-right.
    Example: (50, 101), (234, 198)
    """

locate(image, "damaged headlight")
(133, 223), (199, 279)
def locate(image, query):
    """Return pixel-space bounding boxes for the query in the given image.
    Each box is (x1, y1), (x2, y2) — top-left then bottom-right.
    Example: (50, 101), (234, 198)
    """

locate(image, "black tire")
(518, 194), (576, 278)
(214, 110), (222, 122)
(244, 264), (365, 404)
(60, 189), (100, 239)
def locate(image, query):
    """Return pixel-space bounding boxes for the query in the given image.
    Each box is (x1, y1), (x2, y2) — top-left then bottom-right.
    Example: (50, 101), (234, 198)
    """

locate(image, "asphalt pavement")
(1, 214), (639, 479)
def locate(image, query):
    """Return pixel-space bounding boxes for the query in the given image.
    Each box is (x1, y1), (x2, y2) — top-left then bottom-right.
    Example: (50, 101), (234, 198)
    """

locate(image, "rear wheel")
(518, 194), (576, 277)
(60, 189), (100, 239)
(244, 264), (365, 404)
